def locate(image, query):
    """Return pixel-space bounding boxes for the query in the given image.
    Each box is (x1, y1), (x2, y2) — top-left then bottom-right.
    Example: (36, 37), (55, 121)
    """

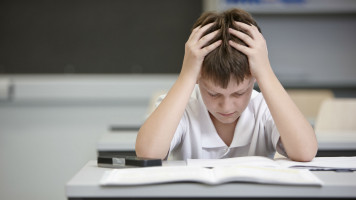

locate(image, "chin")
(221, 119), (238, 124)
(216, 116), (238, 124)
(209, 112), (239, 125)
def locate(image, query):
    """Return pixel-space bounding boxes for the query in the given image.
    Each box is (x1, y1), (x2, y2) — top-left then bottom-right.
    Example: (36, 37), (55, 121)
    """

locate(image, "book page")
(275, 156), (356, 170)
(100, 166), (215, 185)
(212, 166), (323, 186)
(100, 165), (323, 186)
(187, 156), (281, 168)
(188, 156), (356, 170)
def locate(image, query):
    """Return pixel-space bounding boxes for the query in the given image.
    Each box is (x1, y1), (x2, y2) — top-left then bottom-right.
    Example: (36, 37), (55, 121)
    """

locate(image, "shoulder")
(250, 90), (265, 106)
(185, 85), (204, 116)
(248, 90), (270, 116)
(155, 86), (201, 108)
(154, 85), (203, 122)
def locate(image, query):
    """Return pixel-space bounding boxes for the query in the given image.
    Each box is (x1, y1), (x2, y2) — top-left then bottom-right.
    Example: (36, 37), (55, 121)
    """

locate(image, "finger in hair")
(229, 40), (250, 55)
(198, 30), (219, 48)
(191, 22), (215, 42)
(234, 21), (260, 39)
(202, 40), (222, 55)
(228, 28), (253, 47)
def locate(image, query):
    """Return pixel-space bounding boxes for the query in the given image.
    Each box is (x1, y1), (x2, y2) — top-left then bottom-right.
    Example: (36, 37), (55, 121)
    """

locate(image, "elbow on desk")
(135, 144), (166, 160)
(135, 149), (165, 160)
(287, 145), (318, 162)
(284, 133), (319, 162)
(289, 153), (315, 162)
(135, 130), (169, 159)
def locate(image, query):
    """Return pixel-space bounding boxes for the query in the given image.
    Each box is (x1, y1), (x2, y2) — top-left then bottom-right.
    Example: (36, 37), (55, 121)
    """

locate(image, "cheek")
(204, 97), (216, 111)
(201, 94), (217, 111)
(239, 98), (250, 110)
(230, 99), (244, 112)
(238, 92), (253, 110)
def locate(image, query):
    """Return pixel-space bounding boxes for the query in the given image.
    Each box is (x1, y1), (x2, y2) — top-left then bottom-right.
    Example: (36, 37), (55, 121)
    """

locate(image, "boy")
(136, 8), (318, 161)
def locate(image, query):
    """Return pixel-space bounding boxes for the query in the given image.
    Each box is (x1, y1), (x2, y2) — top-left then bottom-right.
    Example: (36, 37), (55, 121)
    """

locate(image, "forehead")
(200, 76), (254, 92)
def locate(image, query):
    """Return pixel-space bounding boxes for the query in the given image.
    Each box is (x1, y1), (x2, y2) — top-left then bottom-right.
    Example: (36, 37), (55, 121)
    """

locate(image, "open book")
(187, 156), (356, 171)
(100, 157), (324, 186)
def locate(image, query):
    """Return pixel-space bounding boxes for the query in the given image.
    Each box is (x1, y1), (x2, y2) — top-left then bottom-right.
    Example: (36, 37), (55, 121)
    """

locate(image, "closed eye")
(208, 92), (220, 97)
(232, 92), (244, 97)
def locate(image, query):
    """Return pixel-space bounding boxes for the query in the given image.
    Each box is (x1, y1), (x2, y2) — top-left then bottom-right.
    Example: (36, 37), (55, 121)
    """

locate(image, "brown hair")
(193, 8), (261, 88)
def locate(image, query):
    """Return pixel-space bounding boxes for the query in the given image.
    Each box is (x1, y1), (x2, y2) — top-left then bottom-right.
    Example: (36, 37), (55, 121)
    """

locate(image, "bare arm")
(135, 23), (222, 159)
(229, 22), (317, 161)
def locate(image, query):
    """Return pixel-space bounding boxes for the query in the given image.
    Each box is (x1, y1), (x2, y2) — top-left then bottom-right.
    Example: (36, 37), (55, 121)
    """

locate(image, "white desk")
(66, 160), (356, 200)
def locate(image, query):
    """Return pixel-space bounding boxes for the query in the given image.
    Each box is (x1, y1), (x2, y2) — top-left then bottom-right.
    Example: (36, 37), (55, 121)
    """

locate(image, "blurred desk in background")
(317, 131), (356, 157)
(97, 130), (356, 158)
(97, 130), (137, 157)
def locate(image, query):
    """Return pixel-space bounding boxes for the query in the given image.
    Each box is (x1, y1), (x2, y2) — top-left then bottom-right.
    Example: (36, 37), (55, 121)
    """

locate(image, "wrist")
(180, 63), (201, 84)
(255, 66), (280, 93)
(179, 67), (200, 86)
(252, 63), (273, 82)
(254, 65), (276, 85)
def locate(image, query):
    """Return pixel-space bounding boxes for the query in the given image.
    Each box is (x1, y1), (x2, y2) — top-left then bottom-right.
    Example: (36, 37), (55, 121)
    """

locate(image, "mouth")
(218, 112), (236, 117)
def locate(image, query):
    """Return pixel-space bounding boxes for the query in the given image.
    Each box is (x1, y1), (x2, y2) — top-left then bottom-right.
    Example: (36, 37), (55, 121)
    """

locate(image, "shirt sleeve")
(263, 107), (288, 158)
(167, 111), (188, 156)
(155, 94), (187, 160)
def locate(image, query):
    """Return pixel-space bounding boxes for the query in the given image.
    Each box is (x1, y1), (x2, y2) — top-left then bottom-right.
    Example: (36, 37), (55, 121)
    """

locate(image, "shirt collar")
(229, 106), (254, 148)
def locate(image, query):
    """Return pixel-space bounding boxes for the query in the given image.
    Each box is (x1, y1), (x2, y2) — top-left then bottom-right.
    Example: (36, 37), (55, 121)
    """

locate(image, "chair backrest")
(287, 89), (334, 123)
(314, 98), (356, 132)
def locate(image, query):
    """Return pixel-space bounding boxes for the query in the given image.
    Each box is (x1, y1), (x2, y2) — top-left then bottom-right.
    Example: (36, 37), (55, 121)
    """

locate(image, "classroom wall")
(0, 75), (176, 200)
(254, 13), (356, 88)
(0, 0), (202, 74)
(0, 1), (198, 199)
(1, 0), (355, 87)
(0, 103), (144, 200)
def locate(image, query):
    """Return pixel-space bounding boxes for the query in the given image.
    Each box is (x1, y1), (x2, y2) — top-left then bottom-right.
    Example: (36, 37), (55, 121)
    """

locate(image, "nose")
(219, 97), (234, 112)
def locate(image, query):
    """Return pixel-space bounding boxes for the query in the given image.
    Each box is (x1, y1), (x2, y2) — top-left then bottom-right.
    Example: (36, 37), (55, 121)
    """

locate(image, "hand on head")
(229, 21), (271, 80)
(181, 23), (222, 80)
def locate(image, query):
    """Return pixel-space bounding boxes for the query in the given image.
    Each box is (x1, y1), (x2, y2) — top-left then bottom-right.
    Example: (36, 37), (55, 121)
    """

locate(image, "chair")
(314, 98), (356, 156)
(314, 98), (356, 132)
(287, 89), (334, 126)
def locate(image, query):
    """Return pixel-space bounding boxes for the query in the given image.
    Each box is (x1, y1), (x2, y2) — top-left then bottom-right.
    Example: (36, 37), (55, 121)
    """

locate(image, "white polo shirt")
(156, 85), (287, 160)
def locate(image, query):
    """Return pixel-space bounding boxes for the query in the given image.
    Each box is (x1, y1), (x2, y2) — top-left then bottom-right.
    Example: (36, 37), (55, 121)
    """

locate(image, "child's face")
(198, 76), (255, 125)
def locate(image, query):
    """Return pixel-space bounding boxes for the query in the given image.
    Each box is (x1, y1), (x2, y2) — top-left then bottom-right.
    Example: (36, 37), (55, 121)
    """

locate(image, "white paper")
(275, 156), (356, 170)
(100, 165), (323, 186)
(187, 156), (356, 171)
(187, 156), (280, 168)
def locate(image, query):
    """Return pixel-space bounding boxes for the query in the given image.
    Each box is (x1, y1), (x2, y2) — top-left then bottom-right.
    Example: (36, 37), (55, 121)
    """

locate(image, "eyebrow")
(203, 83), (249, 94)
